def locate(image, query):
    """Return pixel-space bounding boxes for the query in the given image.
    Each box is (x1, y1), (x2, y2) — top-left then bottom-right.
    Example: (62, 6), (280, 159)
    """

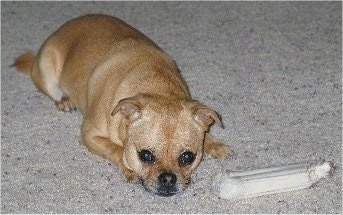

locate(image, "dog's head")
(111, 93), (222, 196)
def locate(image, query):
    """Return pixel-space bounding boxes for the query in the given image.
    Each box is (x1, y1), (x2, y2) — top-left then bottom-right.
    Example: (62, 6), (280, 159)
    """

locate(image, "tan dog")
(12, 14), (231, 197)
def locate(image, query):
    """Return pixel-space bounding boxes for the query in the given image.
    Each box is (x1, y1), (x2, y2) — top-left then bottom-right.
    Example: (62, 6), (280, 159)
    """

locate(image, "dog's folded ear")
(187, 101), (224, 130)
(111, 94), (151, 122)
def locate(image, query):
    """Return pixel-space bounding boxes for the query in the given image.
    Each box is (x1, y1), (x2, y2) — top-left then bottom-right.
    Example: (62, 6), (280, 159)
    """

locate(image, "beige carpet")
(1, 1), (342, 213)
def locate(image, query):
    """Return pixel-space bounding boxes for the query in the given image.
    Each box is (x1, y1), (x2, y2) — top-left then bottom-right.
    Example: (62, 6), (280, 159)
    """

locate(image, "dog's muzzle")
(156, 172), (178, 197)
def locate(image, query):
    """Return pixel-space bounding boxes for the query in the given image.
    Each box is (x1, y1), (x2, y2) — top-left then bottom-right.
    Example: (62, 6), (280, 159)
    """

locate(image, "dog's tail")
(10, 51), (35, 75)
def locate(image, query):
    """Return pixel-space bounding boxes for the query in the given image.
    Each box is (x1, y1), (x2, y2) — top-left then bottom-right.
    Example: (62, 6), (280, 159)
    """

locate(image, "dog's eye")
(138, 149), (155, 164)
(179, 151), (195, 166)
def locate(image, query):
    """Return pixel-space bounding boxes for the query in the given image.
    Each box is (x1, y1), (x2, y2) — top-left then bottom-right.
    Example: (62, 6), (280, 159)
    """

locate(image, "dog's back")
(12, 14), (188, 113)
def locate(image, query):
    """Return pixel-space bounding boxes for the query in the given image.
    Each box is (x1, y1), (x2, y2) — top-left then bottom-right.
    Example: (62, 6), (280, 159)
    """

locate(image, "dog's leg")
(204, 133), (232, 158)
(81, 120), (138, 182)
(30, 49), (75, 112)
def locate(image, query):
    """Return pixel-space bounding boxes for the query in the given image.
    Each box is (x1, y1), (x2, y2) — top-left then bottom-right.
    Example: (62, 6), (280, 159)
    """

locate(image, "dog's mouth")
(155, 189), (178, 197)
(142, 182), (180, 197)
(140, 172), (190, 197)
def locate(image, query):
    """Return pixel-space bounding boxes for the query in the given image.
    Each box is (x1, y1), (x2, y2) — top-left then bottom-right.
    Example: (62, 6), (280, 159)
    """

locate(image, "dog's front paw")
(123, 168), (139, 183)
(206, 142), (232, 158)
(204, 134), (233, 158)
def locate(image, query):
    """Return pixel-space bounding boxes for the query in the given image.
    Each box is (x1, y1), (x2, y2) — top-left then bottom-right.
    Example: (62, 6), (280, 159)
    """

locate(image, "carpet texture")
(1, 1), (342, 213)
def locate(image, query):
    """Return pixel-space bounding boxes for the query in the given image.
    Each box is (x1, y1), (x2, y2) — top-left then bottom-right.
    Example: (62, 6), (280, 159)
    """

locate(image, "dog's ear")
(186, 100), (223, 130)
(111, 94), (151, 122)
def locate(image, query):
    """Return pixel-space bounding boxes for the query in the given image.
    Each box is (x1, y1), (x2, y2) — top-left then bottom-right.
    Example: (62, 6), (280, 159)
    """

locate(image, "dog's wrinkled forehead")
(112, 93), (221, 134)
(144, 97), (184, 116)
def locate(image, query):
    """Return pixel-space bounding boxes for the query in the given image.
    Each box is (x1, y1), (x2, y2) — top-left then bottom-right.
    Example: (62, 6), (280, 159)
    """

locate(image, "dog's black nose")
(157, 172), (177, 196)
(159, 172), (177, 187)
